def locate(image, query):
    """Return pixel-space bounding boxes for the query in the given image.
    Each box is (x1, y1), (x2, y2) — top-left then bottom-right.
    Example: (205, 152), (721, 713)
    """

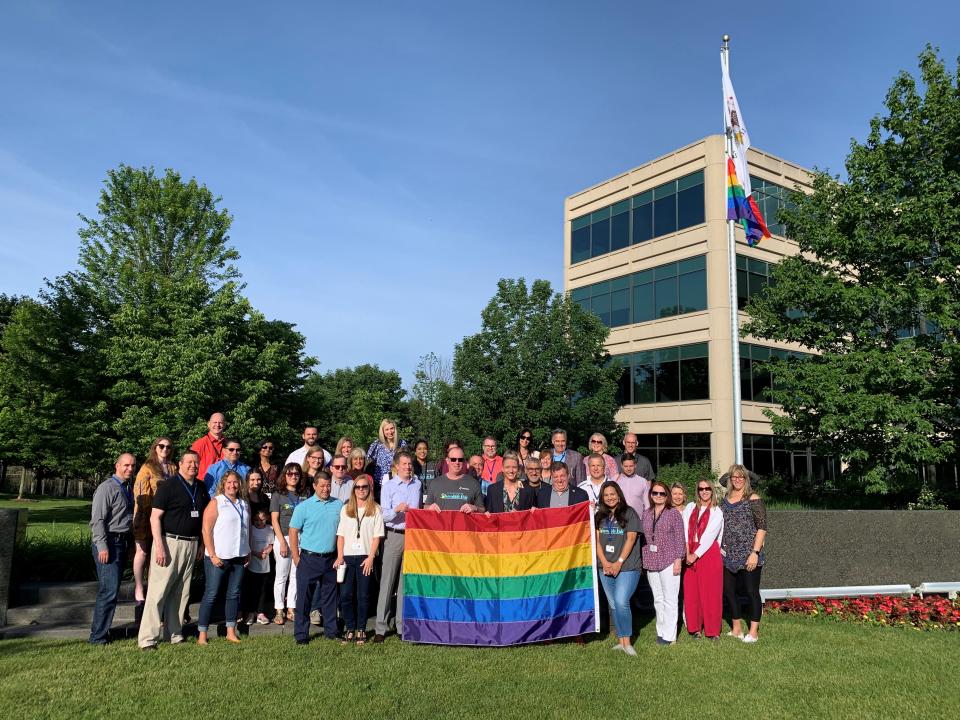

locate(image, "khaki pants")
(137, 536), (198, 648)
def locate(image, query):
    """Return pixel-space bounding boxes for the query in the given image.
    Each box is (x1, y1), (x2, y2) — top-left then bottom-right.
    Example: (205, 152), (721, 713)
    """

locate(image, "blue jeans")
(599, 570), (641, 639)
(89, 535), (128, 644)
(296, 552), (338, 641)
(339, 555), (372, 632)
(198, 556), (245, 632)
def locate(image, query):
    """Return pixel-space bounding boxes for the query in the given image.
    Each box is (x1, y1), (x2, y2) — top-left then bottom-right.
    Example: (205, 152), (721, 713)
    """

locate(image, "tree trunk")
(17, 466), (28, 500)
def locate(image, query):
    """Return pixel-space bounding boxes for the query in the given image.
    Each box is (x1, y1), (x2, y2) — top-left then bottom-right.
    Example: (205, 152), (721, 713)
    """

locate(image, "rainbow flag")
(726, 157), (770, 246)
(401, 503), (600, 646)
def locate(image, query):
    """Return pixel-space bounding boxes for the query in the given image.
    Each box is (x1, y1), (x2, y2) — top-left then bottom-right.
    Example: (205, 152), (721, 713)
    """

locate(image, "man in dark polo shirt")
(424, 447), (484, 513)
(138, 450), (211, 650)
(289, 472), (343, 645)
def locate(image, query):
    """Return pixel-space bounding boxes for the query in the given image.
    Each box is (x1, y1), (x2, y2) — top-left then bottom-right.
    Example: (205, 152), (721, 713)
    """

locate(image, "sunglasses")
(520, 435), (532, 440)
(332, 464), (347, 469)
(590, 439), (603, 444)
(261, 445), (273, 450)
(698, 486), (713, 492)
(156, 443), (170, 450)
(448, 457), (465, 463)
(225, 447), (241, 452)
(651, 491), (667, 497)
(355, 485), (370, 490)
(285, 470), (299, 476)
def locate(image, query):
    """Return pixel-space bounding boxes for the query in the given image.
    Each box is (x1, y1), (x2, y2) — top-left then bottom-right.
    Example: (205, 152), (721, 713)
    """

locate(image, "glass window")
(590, 218), (610, 258)
(610, 288), (630, 327)
(678, 269), (706, 313)
(632, 359), (655, 404)
(632, 281), (654, 324)
(736, 268), (749, 309)
(740, 357), (752, 401)
(654, 194), (677, 237)
(632, 203), (652, 244)
(654, 275), (678, 318)
(677, 184), (705, 229)
(610, 210), (630, 252)
(591, 292), (611, 327)
(655, 359), (680, 402)
(680, 356), (709, 400)
(616, 365), (630, 406)
(571, 226), (590, 264)
(752, 360), (772, 402)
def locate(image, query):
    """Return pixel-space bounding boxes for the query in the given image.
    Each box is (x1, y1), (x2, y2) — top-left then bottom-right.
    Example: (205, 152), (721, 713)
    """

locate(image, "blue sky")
(1, 1), (957, 385)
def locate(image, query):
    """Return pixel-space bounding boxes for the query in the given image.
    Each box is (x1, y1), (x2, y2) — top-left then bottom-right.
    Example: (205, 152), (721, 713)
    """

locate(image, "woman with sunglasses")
(682, 479), (724, 640)
(334, 474), (385, 645)
(595, 480), (642, 655)
(721, 464), (767, 643)
(513, 429), (538, 477)
(270, 462), (306, 624)
(641, 480), (686, 645)
(132, 437), (176, 620)
(252, 439), (279, 493)
(583, 433), (619, 479)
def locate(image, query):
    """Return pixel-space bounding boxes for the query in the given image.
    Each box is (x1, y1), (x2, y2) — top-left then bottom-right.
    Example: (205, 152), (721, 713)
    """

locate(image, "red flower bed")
(768, 594), (960, 630)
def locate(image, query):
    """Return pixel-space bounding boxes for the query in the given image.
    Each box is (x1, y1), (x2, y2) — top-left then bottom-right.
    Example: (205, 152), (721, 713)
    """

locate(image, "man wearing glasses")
(328, 455), (354, 503)
(425, 448), (484, 513)
(202, 438), (250, 495)
(524, 458), (546, 490)
(374, 450), (422, 642)
(479, 437), (503, 485)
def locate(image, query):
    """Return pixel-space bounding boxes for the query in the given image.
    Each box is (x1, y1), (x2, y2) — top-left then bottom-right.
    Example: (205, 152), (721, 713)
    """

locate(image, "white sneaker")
(611, 643), (624, 652)
(726, 630), (745, 639)
(742, 634), (759, 644)
(623, 645), (638, 657)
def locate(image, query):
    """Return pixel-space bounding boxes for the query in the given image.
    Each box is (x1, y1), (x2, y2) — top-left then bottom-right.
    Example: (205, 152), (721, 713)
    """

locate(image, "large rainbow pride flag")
(401, 502), (600, 646)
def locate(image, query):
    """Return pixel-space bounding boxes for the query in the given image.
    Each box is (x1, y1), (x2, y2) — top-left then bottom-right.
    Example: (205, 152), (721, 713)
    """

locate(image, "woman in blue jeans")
(334, 474), (385, 644)
(198, 470), (251, 645)
(595, 480), (642, 656)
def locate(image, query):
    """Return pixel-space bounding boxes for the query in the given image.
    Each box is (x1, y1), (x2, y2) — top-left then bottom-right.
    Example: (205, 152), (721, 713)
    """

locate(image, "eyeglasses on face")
(332, 464), (347, 469)
(448, 457), (465, 463)
(520, 435), (532, 441)
(285, 470), (299, 476)
(650, 490), (667, 497)
(225, 447), (241, 453)
(355, 485), (370, 490)
(589, 439), (603, 444)
(698, 486), (713, 492)
(261, 445), (273, 450)
(156, 443), (170, 450)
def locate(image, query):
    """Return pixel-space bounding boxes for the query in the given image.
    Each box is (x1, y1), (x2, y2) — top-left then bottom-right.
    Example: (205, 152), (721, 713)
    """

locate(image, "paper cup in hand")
(337, 564), (347, 583)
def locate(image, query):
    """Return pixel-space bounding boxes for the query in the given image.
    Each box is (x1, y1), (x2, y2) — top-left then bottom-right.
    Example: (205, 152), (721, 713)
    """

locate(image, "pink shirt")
(615, 473), (650, 515)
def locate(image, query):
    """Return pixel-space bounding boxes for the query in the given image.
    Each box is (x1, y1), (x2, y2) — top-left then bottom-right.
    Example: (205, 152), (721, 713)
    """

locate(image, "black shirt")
(153, 474), (211, 538)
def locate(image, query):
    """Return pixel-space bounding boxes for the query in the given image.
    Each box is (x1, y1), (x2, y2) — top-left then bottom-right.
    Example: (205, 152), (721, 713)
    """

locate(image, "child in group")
(242, 509), (275, 624)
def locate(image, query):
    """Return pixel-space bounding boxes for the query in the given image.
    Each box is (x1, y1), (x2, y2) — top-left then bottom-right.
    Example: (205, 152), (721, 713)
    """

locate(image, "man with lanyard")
(579, 453), (609, 509)
(203, 438), (250, 494)
(479, 436), (503, 486)
(373, 450), (421, 643)
(535, 463), (589, 508)
(286, 426), (332, 468)
(550, 428), (585, 486)
(328, 455), (354, 503)
(620, 433), (656, 483)
(289, 471), (343, 645)
(191, 412), (227, 480)
(89, 453), (136, 644)
(138, 450), (212, 650)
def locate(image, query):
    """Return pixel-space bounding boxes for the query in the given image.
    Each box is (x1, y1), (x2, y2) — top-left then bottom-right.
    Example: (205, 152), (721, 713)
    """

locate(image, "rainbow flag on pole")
(722, 51), (770, 246)
(401, 503), (600, 646)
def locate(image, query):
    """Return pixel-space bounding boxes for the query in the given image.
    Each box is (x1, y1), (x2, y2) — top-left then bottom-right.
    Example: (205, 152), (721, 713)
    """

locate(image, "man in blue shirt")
(373, 450), (421, 643)
(202, 438), (250, 494)
(289, 471), (342, 644)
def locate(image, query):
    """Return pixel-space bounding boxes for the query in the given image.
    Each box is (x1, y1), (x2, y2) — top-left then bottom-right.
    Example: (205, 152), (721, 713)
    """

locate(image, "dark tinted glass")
(752, 361), (772, 401)
(591, 292), (611, 327)
(677, 185), (705, 229)
(632, 362), (655, 404)
(616, 366), (631, 405)
(571, 226), (591, 264)
(654, 195), (677, 236)
(632, 281), (654, 323)
(590, 218), (610, 258)
(752, 448), (773, 477)
(749, 270), (767, 301)
(683, 433), (711, 448)
(610, 288), (630, 327)
(740, 357), (752, 401)
(654, 276), (678, 318)
(632, 203), (653, 244)
(680, 357), (709, 400)
(610, 211), (630, 251)
(655, 359), (680, 402)
(678, 269), (707, 313)
(737, 268), (749, 309)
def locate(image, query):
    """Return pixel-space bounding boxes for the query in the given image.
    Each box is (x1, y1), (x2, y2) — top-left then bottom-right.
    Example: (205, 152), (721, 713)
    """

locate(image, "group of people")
(88, 414), (768, 653)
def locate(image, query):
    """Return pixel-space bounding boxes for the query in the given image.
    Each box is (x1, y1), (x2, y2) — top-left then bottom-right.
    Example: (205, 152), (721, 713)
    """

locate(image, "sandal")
(274, 610), (285, 625)
(356, 630), (367, 646)
(341, 631), (354, 645)
(286, 608), (295, 622)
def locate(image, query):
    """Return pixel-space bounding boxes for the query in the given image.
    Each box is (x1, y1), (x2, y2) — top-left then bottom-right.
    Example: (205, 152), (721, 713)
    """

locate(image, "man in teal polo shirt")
(289, 471), (343, 644)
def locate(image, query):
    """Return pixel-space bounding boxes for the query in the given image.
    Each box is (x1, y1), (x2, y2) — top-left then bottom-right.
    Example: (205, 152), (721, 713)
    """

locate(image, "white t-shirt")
(249, 524), (275, 573)
(286, 446), (332, 468)
(336, 506), (385, 556)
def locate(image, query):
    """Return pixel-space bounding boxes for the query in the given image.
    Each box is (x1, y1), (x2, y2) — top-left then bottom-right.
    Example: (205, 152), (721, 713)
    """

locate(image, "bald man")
(89, 452), (136, 645)
(191, 412), (227, 479)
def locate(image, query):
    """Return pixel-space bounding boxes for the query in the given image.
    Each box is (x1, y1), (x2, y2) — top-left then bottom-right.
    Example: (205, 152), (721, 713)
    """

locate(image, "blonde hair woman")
(682, 478), (724, 640)
(347, 447), (369, 478)
(333, 474), (384, 644)
(583, 433), (619, 478)
(721, 464), (767, 643)
(366, 419), (407, 491)
(335, 436), (355, 459)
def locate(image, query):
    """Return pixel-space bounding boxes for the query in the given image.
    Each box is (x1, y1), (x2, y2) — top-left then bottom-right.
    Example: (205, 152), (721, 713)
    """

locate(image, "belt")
(301, 549), (335, 557)
(387, 528), (405, 534)
(166, 533), (198, 541)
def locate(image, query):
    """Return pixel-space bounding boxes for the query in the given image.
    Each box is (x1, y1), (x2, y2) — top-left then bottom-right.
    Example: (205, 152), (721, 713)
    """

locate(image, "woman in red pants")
(681, 479), (724, 639)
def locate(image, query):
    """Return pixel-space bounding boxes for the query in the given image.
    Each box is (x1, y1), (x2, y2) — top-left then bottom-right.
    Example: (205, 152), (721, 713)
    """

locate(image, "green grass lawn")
(0, 614), (956, 720)
(0, 493), (95, 581)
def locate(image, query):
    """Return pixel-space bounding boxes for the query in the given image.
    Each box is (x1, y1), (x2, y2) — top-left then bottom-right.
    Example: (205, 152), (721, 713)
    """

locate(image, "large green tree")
(0, 165), (315, 480)
(742, 47), (960, 499)
(450, 278), (622, 453)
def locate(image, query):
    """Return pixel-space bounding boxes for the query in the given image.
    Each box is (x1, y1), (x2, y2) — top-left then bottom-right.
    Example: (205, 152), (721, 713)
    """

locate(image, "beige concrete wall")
(564, 135), (813, 470)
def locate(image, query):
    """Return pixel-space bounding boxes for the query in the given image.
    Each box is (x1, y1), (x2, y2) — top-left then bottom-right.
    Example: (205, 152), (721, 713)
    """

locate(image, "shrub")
(656, 460), (718, 496)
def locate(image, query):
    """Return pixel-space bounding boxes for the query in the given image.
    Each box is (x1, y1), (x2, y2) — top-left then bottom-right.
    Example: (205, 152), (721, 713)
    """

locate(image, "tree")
(300, 364), (410, 451)
(409, 352), (468, 453)
(0, 165), (316, 480)
(742, 47), (960, 499)
(450, 278), (622, 453)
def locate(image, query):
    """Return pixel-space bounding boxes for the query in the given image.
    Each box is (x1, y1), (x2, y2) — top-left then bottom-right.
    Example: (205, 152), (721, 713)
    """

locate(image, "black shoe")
(372, 634), (385, 644)
(134, 601), (145, 627)
(296, 638), (309, 646)
(140, 644), (157, 651)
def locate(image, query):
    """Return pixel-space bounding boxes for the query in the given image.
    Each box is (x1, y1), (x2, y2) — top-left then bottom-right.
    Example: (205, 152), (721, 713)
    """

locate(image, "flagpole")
(722, 34), (745, 465)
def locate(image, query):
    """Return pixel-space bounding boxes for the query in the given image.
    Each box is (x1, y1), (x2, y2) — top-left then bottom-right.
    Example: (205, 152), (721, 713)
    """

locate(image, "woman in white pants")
(641, 480), (686, 645)
(269, 463), (306, 624)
